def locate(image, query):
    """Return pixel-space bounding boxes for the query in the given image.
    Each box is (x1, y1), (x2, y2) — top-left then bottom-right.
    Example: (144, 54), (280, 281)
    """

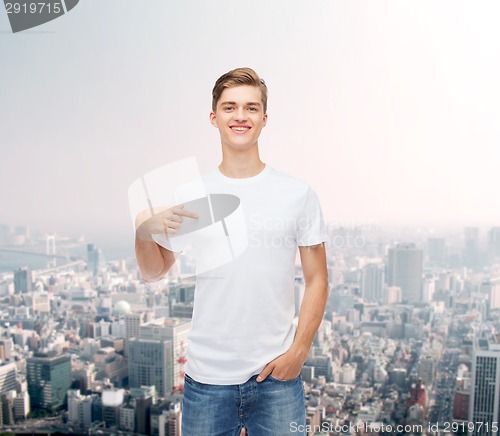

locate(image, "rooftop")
(145, 317), (190, 327)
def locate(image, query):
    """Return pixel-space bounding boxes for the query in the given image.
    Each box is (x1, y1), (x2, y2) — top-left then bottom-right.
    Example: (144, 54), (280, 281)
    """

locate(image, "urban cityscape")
(0, 222), (499, 435)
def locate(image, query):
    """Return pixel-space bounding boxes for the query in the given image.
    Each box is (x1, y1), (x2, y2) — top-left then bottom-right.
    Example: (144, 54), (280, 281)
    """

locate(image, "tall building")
(427, 238), (446, 265)
(407, 379), (427, 420)
(72, 362), (95, 394)
(32, 291), (50, 314)
(384, 286), (402, 305)
(0, 339), (13, 361)
(139, 318), (191, 390)
(124, 310), (152, 355)
(93, 347), (128, 385)
(1, 391), (16, 426)
(418, 355), (436, 387)
(102, 388), (125, 428)
(150, 399), (182, 436)
(158, 401), (182, 436)
(488, 227), (500, 260)
(136, 394), (153, 435)
(87, 243), (102, 276)
(13, 391), (30, 420)
(26, 353), (72, 412)
(125, 311), (152, 341)
(179, 282), (196, 304)
(0, 363), (17, 395)
(170, 303), (194, 319)
(464, 227), (480, 268)
(330, 288), (355, 314)
(386, 244), (423, 304)
(361, 263), (384, 302)
(454, 382), (470, 422)
(469, 335), (500, 435)
(151, 401), (171, 436)
(480, 282), (500, 316)
(14, 267), (32, 294)
(128, 339), (173, 397)
(304, 355), (332, 382)
(67, 389), (92, 428)
(422, 277), (435, 303)
(119, 401), (135, 432)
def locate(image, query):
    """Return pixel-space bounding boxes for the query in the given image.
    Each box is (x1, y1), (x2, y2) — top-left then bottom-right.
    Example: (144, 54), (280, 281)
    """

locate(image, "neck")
(218, 145), (265, 179)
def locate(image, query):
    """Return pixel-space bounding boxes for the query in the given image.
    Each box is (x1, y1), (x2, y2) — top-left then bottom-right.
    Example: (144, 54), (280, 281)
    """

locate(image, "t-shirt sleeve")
(296, 186), (329, 246)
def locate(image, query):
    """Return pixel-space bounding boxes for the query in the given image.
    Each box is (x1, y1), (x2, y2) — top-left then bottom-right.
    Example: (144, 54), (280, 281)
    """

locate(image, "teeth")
(232, 127), (249, 132)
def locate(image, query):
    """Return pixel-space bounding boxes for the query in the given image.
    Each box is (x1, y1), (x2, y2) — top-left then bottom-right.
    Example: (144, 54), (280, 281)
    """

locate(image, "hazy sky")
(1, 0), (499, 249)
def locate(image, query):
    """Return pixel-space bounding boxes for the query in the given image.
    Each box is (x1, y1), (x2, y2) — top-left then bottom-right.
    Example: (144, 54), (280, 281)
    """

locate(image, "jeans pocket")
(184, 373), (195, 384)
(267, 373), (301, 383)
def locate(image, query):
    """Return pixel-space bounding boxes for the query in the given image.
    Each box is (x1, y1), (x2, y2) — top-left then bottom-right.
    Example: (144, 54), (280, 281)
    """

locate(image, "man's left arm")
(257, 242), (328, 381)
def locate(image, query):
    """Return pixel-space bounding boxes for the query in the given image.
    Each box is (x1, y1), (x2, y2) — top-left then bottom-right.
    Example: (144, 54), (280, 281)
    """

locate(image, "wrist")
(289, 343), (310, 363)
(136, 227), (154, 242)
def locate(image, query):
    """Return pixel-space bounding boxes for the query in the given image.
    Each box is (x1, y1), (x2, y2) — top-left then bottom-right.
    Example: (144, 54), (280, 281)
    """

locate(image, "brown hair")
(212, 67), (268, 113)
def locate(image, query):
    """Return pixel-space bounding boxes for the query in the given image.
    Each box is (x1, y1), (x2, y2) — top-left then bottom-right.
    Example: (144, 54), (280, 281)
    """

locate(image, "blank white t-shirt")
(184, 165), (328, 385)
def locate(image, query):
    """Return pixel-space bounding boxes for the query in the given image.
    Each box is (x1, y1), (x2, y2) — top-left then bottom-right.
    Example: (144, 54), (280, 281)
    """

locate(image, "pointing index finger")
(172, 205), (199, 219)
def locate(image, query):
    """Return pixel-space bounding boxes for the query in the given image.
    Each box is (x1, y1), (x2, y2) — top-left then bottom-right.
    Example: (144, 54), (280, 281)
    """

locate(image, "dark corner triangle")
(64, 0), (79, 12)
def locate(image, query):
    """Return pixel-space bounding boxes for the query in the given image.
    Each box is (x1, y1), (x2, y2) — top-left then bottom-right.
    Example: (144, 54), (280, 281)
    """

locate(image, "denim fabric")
(182, 373), (306, 436)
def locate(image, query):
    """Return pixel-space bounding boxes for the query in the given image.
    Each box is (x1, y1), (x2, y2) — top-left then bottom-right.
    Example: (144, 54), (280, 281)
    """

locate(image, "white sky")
(0, 0), (498, 247)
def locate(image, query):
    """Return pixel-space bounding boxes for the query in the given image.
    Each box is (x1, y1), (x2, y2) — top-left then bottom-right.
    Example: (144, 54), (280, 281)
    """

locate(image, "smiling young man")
(135, 67), (328, 435)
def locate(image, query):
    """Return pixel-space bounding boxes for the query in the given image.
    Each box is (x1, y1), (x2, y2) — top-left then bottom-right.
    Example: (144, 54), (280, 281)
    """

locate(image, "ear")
(262, 113), (268, 127)
(209, 111), (218, 127)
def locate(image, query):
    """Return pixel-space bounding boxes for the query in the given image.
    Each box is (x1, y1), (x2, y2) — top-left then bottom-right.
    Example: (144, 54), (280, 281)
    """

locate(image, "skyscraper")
(480, 282), (500, 317)
(464, 227), (480, 268)
(14, 267), (32, 294)
(67, 389), (92, 428)
(386, 244), (423, 304)
(139, 318), (191, 390)
(361, 263), (384, 302)
(487, 227), (500, 260)
(26, 353), (72, 412)
(427, 237), (446, 265)
(125, 311), (152, 341)
(158, 401), (182, 436)
(0, 362), (17, 395)
(128, 338), (173, 397)
(469, 335), (500, 435)
(87, 243), (102, 276)
(135, 394), (153, 435)
(101, 388), (124, 428)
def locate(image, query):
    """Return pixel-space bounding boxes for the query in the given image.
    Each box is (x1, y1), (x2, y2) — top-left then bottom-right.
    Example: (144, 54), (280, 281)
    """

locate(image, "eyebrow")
(220, 101), (262, 107)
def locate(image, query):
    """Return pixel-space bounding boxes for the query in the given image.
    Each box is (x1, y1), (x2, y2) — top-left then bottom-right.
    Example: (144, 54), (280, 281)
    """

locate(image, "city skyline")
(0, 202), (499, 433)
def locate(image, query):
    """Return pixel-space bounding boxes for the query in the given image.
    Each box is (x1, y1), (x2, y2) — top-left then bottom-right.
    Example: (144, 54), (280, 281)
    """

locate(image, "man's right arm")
(134, 204), (198, 282)
(135, 236), (176, 283)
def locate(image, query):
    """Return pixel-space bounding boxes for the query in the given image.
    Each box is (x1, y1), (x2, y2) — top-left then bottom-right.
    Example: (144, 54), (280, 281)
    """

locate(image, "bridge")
(0, 248), (81, 261)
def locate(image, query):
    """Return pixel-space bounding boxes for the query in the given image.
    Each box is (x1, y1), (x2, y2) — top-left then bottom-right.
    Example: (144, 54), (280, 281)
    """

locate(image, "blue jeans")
(182, 373), (306, 436)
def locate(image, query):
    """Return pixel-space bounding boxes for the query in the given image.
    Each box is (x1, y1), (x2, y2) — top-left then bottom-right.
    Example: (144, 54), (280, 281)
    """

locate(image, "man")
(135, 67), (328, 436)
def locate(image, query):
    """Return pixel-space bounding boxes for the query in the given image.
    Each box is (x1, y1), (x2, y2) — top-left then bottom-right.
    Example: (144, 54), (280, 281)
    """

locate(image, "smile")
(230, 126), (251, 133)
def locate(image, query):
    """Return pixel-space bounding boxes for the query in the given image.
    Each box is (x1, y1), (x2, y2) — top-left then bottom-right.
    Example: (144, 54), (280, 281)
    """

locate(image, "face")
(210, 85), (267, 152)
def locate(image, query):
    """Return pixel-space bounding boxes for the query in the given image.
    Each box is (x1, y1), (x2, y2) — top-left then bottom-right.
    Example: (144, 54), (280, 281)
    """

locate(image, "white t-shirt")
(184, 164), (328, 385)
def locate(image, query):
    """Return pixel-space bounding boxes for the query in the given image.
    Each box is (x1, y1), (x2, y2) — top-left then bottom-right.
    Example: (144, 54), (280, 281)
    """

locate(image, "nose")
(233, 106), (247, 122)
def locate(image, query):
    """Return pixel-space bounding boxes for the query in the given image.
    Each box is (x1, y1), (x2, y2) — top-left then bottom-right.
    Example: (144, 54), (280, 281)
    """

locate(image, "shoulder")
(268, 166), (314, 195)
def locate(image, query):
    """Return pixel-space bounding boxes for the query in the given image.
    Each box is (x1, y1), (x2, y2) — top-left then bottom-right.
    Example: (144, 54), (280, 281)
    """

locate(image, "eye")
(223, 106), (234, 111)
(248, 107), (258, 112)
